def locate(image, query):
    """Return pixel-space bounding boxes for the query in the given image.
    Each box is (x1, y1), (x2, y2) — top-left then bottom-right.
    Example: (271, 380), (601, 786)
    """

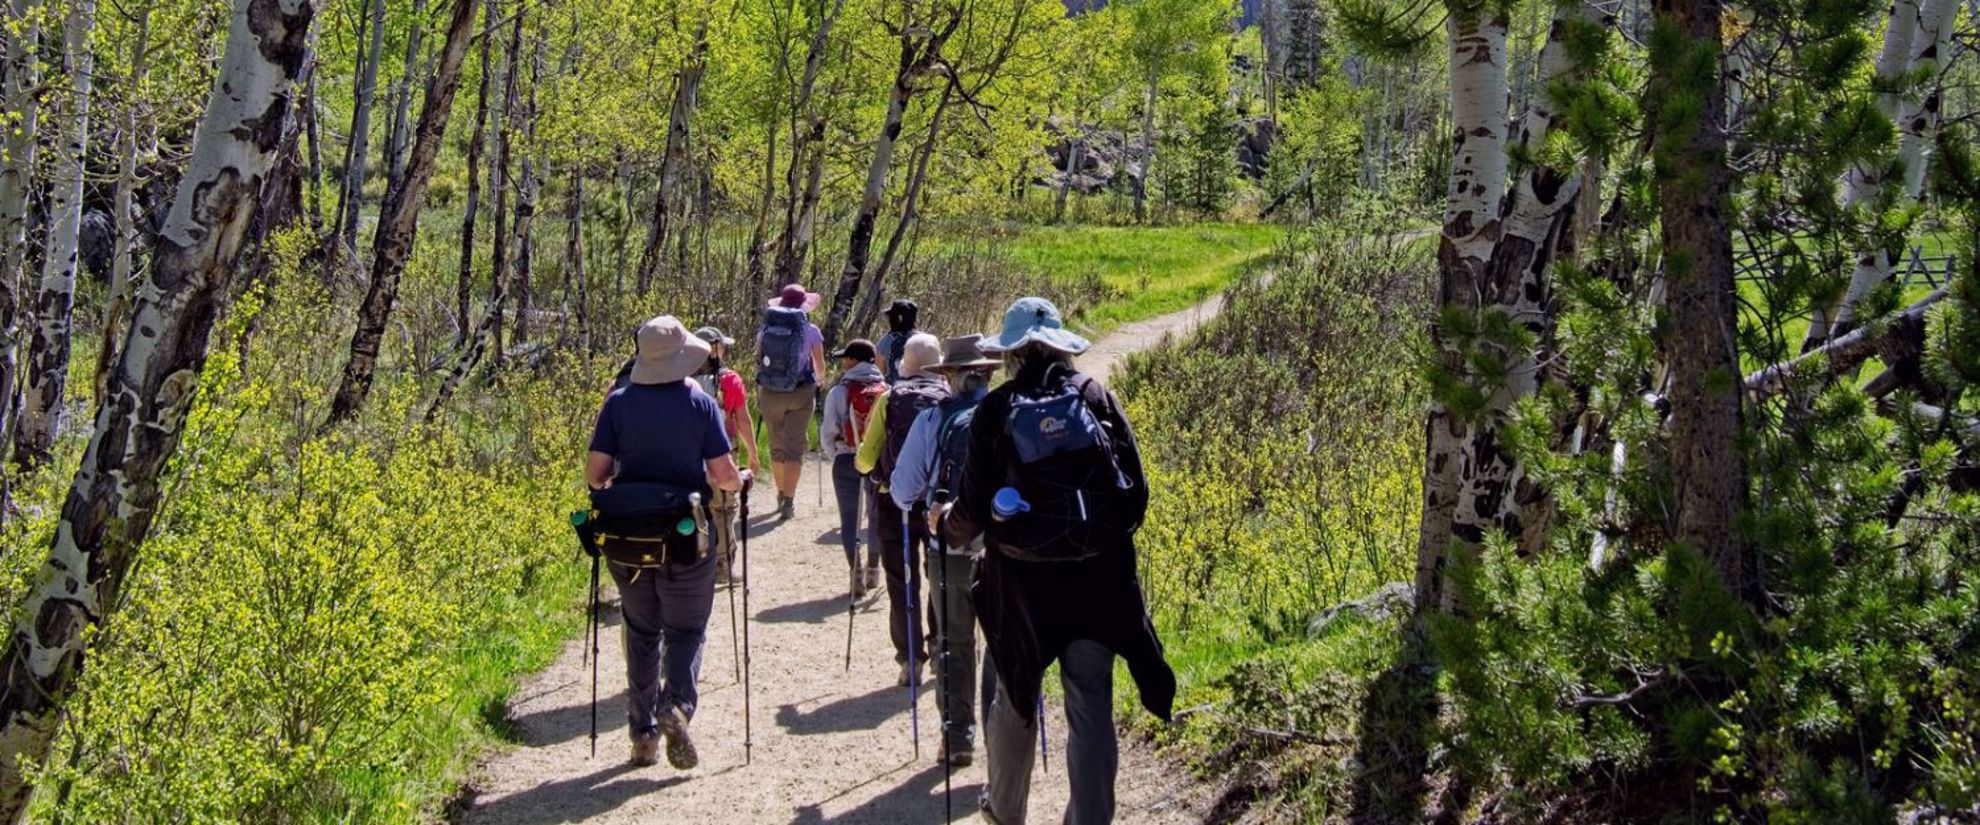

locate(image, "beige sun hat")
(630, 315), (712, 385)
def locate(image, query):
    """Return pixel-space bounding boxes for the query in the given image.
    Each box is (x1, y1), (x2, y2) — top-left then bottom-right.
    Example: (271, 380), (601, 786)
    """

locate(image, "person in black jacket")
(932, 297), (1175, 825)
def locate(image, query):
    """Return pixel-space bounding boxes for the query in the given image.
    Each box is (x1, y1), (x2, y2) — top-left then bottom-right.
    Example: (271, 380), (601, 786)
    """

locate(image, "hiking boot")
(777, 496), (795, 520)
(629, 730), (661, 767)
(897, 660), (924, 688)
(861, 566), (880, 593)
(850, 569), (867, 600)
(943, 744), (975, 768)
(656, 706), (699, 770)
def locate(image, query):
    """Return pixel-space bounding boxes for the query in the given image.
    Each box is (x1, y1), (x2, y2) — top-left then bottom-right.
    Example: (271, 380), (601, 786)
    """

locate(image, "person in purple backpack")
(756, 284), (828, 520)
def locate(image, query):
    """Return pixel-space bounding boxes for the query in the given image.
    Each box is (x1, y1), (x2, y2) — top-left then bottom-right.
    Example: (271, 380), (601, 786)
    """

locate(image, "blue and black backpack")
(757, 306), (812, 391)
(989, 370), (1142, 562)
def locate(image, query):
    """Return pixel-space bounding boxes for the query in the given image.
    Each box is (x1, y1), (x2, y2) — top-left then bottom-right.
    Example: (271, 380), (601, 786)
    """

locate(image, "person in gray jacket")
(820, 339), (887, 597)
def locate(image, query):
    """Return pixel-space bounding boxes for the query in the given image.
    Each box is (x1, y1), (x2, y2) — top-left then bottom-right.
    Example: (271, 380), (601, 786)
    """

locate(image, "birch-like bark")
(1802, 0), (1922, 351)
(1445, 4), (1596, 561)
(1054, 121), (1084, 222)
(1134, 68), (1157, 223)
(634, 21), (709, 295)
(854, 79), (954, 336)
(385, 0), (429, 192)
(94, 0), (157, 398)
(1651, 0), (1752, 600)
(16, 0), (102, 470)
(0, 0), (43, 463)
(564, 167), (588, 350)
(1826, 0), (1960, 340)
(326, 0), (481, 424)
(0, 1), (312, 815)
(488, 1), (519, 366)
(823, 8), (960, 346)
(331, 0), (387, 271)
(510, 28), (542, 347)
(1415, 7), (1509, 615)
(454, 0), (494, 348)
(775, 0), (850, 284)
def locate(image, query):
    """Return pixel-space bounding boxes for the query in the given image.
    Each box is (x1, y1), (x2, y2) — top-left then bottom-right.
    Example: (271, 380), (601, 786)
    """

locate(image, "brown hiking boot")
(656, 706), (699, 770)
(943, 744), (975, 768)
(629, 730), (661, 767)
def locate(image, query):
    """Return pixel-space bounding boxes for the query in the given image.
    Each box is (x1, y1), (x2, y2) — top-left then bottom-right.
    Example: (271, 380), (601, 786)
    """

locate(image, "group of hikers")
(577, 283), (1177, 824)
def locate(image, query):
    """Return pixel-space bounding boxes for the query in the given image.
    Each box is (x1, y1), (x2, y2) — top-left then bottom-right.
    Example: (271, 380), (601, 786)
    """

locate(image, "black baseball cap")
(832, 339), (878, 362)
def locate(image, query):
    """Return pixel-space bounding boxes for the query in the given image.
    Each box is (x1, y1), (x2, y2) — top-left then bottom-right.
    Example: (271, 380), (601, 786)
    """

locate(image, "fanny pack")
(576, 482), (709, 568)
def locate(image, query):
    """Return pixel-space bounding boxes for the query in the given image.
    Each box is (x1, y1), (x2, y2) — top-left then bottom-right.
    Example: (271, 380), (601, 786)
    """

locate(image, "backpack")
(988, 372), (1142, 562)
(876, 376), (951, 486)
(841, 376), (888, 447)
(582, 482), (711, 568)
(932, 395), (979, 501)
(883, 330), (914, 384)
(757, 306), (811, 391)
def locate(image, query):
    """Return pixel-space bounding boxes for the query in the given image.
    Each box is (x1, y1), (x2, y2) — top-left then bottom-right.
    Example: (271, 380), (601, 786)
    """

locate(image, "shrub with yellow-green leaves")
(14, 270), (597, 822)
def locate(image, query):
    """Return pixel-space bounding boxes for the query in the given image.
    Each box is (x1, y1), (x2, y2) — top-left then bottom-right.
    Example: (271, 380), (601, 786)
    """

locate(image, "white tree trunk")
(0, 1), (313, 816)
(1802, 0), (1922, 351)
(1415, 8), (1509, 614)
(16, 0), (101, 469)
(1827, 0), (1960, 338)
(0, 0), (43, 462)
(100, 0), (157, 382)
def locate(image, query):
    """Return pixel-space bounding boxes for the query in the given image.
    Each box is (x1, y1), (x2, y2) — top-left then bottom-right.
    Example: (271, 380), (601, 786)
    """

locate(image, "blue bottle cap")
(993, 487), (1030, 517)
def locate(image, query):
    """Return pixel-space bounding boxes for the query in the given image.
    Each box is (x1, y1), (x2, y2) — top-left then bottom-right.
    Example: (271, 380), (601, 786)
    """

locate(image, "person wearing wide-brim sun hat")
(584, 315), (754, 771)
(929, 297), (1176, 825)
(755, 284), (829, 520)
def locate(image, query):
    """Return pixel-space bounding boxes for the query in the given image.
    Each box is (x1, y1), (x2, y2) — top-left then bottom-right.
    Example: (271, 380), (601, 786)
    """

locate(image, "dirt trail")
(454, 297), (1230, 825)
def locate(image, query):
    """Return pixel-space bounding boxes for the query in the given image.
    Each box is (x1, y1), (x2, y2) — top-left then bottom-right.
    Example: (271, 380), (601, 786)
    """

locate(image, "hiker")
(693, 326), (761, 583)
(890, 334), (1001, 768)
(875, 298), (921, 384)
(932, 298), (1177, 824)
(756, 284), (828, 520)
(820, 338), (887, 597)
(854, 332), (949, 687)
(584, 315), (752, 770)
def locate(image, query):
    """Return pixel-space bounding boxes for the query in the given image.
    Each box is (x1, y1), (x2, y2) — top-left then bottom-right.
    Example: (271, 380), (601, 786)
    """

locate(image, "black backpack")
(931, 395), (980, 500)
(877, 375), (950, 486)
(987, 371), (1142, 562)
(580, 482), (710, 568)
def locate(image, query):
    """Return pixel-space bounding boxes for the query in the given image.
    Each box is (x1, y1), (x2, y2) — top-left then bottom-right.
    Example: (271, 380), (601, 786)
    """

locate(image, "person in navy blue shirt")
(585, 315), (751, 771)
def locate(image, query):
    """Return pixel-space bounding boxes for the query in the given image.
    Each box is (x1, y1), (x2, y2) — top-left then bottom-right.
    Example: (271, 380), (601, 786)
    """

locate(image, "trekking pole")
(741, 482), (755, 766)
(589, 551), (601, 759)
(726, 500), (742, 684)
(1038, 694), (1049, 775)
(901, 508), (922, 761)
(931, 491), (956, 819)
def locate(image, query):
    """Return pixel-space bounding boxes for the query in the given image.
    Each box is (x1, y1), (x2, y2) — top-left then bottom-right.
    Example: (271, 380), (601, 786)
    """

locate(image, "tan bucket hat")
(931, 334), (1000, 372)
(630, 315), (712, 385)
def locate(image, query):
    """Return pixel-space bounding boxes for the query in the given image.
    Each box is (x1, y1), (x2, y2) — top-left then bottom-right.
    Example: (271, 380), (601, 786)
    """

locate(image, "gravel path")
(453, 297), (1230, 825)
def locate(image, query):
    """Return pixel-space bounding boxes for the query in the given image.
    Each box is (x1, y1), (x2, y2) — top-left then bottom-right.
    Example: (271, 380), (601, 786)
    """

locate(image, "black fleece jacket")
(943, 359), (1176, 725)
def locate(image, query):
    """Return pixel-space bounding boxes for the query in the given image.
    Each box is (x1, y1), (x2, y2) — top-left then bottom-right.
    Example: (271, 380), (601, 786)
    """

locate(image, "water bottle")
(681, 493), (702, 535)
(993, 487), (1030, 522)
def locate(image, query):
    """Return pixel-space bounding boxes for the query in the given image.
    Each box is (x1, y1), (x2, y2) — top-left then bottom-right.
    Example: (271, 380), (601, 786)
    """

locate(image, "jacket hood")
(841, 362), (884, 383)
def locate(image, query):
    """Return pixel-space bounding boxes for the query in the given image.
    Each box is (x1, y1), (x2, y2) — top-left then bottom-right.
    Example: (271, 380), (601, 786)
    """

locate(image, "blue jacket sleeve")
(889, 407), (941, 511)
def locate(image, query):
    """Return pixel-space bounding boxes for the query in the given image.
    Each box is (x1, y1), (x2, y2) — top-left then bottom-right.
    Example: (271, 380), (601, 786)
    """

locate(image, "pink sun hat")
(768, 283), (822, 313)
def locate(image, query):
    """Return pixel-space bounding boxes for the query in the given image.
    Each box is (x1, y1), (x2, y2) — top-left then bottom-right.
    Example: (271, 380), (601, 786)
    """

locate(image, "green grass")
(988, 223), (1287, 334)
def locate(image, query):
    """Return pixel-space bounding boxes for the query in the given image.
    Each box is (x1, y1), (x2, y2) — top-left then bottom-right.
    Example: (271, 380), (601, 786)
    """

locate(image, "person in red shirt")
(694, 327), (762, 582)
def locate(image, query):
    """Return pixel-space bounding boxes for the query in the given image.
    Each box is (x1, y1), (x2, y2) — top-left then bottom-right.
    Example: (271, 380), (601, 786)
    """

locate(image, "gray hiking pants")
(925, 549), (979, 753)
(983, 639), (1118, 825)
(609, 550), (716, 734)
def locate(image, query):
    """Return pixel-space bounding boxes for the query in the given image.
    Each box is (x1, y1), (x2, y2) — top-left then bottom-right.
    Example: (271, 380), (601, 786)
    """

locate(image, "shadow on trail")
(758, 594), (854, 624)
(789, 762), (984, 825)
(455, 762), (688, 824)
(775, 683), (922, 737)
(502, 686), (631, 748)
(1346, 628), (1459, 824)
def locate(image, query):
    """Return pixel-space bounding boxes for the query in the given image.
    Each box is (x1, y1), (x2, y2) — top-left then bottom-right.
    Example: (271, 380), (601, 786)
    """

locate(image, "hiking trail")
(453, 296), (1229, 824)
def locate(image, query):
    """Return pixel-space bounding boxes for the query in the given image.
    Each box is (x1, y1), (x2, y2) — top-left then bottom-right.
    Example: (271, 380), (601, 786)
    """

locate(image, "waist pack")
(578, 482), (709, 568)
(988, 373), (1141, 562)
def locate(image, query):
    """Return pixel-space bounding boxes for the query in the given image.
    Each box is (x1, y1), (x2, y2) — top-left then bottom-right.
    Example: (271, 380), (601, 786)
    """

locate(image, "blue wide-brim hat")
(982, 296), (1090, 355)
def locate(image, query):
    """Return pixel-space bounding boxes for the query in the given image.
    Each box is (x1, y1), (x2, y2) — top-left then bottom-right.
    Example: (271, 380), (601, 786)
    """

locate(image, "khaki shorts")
(759, 384), (816, 462)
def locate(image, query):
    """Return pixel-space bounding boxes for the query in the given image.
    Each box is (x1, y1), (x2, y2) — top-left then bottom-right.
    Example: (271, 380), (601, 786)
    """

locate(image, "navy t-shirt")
(588, 380), (733, 493)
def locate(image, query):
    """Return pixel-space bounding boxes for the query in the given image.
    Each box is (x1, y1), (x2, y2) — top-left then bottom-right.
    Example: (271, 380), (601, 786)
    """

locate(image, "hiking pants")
(830, 453), (879, 572)
(925, 549), (979, 753)
(875, 494), (934, 664)
(609, 551), (716, 734)
(710, 488), (740, 580)
(982, 639), (1118, 825)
